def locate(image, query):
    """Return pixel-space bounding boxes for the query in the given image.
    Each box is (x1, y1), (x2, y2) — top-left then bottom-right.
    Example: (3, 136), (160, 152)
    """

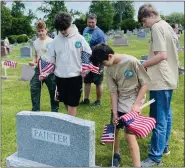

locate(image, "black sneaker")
(91, 100), (101, 107)
(80, 98), (90, 105)
(110, 153), (121, 167)
(163, 147), (170, 155)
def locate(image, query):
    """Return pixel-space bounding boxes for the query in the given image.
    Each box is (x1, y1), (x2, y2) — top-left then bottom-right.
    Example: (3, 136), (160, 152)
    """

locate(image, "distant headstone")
(141, 55), (149, 60)
(29, 41), (34, 48)
(113, 36), (128, 46)
(137, 31), (147, 38)
(19, 64), (35, 81)
(20, 47), (32, 57)
(6, 111), (95, 167)
(32, 35), (37, 41)
(1, 46), (7, 57)
(127, 31), (132, 36)
(22, 43), (26, 46)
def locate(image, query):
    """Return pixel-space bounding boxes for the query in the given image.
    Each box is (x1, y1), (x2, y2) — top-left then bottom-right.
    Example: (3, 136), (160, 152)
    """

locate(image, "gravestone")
(22, 43), (26, 46)
(6, 111), (95, 167)
(141, 55), (149, 60)
(127, 31), (132, 36)
(137, 31), (147, 38)
(29, 41), (34, 48)
(19, 64), (35, 81)
(1, 46), (7, 57)
(20, 47), (32, 57)
(113, 36), (128, 46)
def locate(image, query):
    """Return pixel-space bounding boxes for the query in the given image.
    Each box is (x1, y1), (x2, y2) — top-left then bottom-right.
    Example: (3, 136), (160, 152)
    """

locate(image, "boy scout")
(90, 43), (150, 167)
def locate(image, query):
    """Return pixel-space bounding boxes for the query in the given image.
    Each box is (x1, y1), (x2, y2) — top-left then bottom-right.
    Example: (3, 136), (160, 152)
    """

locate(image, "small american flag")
(101, 124), (115, 143)
(3, 60), (17, 68)
(38, 59), (54, 77)
(119, 112), (156, 138)
(81, 51), (99, 74)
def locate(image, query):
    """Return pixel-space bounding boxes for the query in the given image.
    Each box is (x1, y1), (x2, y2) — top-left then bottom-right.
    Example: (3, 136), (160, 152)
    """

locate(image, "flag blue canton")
(101, 124), (115, 143)
(81, 51), (90, 64)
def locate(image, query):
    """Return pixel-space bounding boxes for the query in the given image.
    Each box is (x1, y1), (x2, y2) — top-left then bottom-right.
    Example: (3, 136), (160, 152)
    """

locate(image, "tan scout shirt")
(33, 36), (53, 62)
(106, 55), (150, 113)
(148, 20), (179, 90)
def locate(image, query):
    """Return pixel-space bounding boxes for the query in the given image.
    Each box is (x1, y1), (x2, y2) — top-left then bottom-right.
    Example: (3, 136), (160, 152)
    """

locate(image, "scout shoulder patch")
(75, 41), (82, 48)
(124, 70), (134, 78)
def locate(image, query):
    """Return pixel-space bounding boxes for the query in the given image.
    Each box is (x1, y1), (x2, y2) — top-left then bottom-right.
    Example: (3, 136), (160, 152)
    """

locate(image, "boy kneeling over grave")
(90, 43), (150, 167)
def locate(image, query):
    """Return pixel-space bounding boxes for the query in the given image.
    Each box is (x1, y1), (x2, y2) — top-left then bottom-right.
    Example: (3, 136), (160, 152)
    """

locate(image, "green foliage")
(10, 17), (34, 36)
(17, 34), (29, 43)
(73, 15), (87, 35)
(11, 1), (25, 17)
(89, 0), (115, 32)
(120, 19), (137, 32)
(37, 1), (68, 30)
(8, 35), (18, 44)
(1, 3), (12, 38)
(112, 1), (135, 29)
(166, 12), (184, 26)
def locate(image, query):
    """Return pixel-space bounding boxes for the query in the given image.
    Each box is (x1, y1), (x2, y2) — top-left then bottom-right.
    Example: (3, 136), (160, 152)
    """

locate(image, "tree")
(11, 1), (25, 17)
(1, 3), (12, 38)
(27, 9), (37, 22)
(166, 12), (184, 26)
(73, 14), (87, 34)
(112, 1), (135, 29)
(37, 1), (67, 30)
(89, 0), (115, 32)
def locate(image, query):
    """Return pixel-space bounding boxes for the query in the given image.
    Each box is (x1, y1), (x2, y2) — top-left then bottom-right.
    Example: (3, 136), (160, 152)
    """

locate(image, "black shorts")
(84, 71), (104, 86)
(110, 110), (133, 134)
(56, 76), (82, 107)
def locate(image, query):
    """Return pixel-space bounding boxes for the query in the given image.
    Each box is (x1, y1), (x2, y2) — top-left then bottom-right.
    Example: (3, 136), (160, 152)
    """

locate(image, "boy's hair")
(171, 24), (178, 29)
(35, 20), (46, 30)
(90, 43), (114, 66)
(138, 3), (159, 23)
(54, 12), (72, 31)
(87, 13), (97, 20)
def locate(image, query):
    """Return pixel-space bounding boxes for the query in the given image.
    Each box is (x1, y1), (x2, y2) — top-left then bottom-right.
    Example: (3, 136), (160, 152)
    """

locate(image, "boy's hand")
(113, 113), (119, 126)
(131, 103), (141, 113)
(81, 70), (90, 78)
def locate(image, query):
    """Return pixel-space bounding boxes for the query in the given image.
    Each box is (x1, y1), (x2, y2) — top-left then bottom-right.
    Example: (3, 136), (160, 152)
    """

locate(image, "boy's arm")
(110, 92), (118, 120)
(143, 26), (167, 68)
(131, 84), (148, 113)
(132, 59), (151, 113)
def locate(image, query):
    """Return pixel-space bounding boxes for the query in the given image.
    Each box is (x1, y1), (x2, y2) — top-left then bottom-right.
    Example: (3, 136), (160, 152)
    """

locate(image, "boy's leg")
(68, 106), (77, 116)
(30, 67), (41, 111)
(142, 90), (173, 166)
(45, 74), (59, 112)
(92, 73), (104, 107)
(67, 76), (82, 116)
(125, 133), (140, 167)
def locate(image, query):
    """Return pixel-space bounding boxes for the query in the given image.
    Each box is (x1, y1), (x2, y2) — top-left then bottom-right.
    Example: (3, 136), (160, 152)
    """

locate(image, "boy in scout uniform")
(138, 3), (179, 167)
(90, 43), (150, 167)
(29, 20), (59, 112)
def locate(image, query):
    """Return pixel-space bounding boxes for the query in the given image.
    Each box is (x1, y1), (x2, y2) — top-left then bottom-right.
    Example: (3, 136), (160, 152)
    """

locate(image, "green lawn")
(2, 33), (184, 167)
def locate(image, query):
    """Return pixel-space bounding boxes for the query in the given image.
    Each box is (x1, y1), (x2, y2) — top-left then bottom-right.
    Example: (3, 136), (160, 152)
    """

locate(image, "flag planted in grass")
(101, 124), (115, 143)
(4, 60), (17, 68)
(38, 59), (55, 78)
(81, 51), (99, 74)
(119, 112), (156, 138)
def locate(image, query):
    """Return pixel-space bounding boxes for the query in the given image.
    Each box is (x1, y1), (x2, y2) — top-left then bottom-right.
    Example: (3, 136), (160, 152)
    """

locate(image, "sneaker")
(110, 153), (121, 167)
(80, 98), (90, 105)
(141, 158), (162, 167)
(91, 100), (101, 107)
(163, 147), (170, 155)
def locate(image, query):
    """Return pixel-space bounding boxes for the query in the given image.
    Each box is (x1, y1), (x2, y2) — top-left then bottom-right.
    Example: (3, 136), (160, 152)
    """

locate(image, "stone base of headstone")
(6, 152), (52, 167)
(1, 76), (8, 79)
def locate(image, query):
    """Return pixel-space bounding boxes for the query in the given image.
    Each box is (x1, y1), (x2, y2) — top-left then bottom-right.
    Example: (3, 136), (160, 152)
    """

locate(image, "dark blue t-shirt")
(83, 27), (106, 48)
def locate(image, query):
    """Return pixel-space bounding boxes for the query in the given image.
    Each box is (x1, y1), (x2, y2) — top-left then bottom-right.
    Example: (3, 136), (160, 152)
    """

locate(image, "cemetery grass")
(2, 35), (184, 167)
